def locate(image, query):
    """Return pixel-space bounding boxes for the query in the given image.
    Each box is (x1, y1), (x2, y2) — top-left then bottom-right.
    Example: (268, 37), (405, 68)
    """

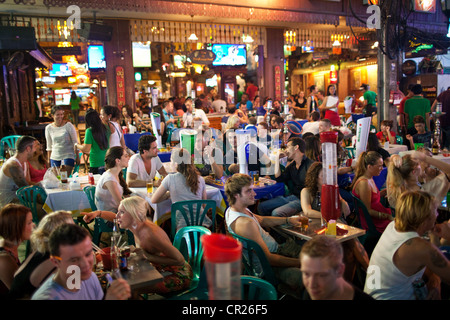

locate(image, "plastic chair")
(171, 199), (216, 240)
(241, 276), (278, 300)
(1, 135), (21, 158)
(83, 186), (135, 246)
(228, 231), (278, 288)
(16, 185), (47, 258)
(345, 146), (356, 159)
(173, 226), (211, 293)
(351, 194), (381, 256)
(16, 185), (47, 225)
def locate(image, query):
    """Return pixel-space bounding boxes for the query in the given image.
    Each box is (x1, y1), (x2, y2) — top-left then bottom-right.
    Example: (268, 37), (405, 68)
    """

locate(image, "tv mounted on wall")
(87, 45), (106, 69)
(211, 44), (247, 67)
(132, 42), (152, 67)
(49, 63), (72, 77)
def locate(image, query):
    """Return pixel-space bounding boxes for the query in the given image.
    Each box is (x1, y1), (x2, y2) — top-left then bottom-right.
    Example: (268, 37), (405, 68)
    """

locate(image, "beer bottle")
(432, 136), (440, 155)
(177, 117), (181, 128)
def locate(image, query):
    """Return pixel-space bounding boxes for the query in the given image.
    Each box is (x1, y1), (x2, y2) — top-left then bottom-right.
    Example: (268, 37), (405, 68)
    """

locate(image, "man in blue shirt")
(236, 93), (253, 111)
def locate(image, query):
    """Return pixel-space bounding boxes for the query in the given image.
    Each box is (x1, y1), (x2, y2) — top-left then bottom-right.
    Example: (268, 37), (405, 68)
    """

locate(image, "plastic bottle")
(201, 233), (242, 300)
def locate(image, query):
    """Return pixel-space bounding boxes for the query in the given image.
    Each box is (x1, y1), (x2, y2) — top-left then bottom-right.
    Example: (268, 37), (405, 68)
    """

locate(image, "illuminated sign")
(413, 0), (436, 13)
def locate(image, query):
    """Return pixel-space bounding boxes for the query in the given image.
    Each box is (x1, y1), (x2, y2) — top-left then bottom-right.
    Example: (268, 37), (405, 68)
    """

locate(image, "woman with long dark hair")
(301, 162), (350, 219)
(75, 108), (110, 174)
(0, 204), (34, 297)
(95, 146), (131, 213)
(101, 105), (126, 149)
(319, 84), (341, 126)
(151, 148), (209, 232)
(351, 151), (393, 235)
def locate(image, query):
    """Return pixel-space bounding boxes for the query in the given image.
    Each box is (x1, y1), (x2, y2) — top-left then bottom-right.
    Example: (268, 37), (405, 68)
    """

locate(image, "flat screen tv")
(88, 45), (106, 69)
(132, 42), (152, 67)
(211, 44), (246, 67)
(49, 63), (72, 77)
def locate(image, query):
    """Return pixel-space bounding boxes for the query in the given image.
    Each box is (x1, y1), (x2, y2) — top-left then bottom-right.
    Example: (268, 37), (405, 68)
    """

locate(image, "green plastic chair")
(83, 186), (135, 246)
(1, 135), (21, 158)
(16, 185), (47, 225)
(173, 226), (211, 293)
(228, 231), (278, 288)
(171, 199), (216, 240)
(241, 276), (278, 300)
(16, 185), (47, 257)
(345, 146), (356, 159)
(351, 194), (382, 256)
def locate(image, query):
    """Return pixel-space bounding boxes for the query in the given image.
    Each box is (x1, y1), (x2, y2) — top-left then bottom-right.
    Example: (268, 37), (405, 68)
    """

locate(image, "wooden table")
(121, 255), (163, 291)
(276, 218), (366, 243)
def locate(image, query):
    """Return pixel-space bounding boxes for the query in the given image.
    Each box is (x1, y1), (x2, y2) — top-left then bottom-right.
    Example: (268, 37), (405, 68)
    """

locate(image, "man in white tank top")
(0, 136), (40, 207)
(224, 173), (307, 298)
(364, 191), (450, 300)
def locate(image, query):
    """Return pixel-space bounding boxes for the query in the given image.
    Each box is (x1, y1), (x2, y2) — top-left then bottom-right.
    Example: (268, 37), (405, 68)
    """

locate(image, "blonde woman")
(83, 196), (193, 295)
(225, 114), (241, 133)
(386, 154), (421, 210)
(8, 211), (74, 300)
(365, 191), (450, 300)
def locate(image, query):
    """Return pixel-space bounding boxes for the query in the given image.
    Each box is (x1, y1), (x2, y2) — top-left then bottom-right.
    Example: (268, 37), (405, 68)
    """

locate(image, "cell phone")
(267, 100), (272, 109)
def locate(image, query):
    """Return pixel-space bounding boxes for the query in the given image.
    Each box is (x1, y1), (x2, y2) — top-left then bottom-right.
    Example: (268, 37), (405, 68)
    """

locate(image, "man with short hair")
(318, 118), (332, 133)
(300, 235), (374, 300)
(302, 111), (321, 135)
(0, 135), (39, 207)
(32, 224), (131, 300)
(245, 79), (259, 102)
(126, 135), (167, 187)
(225, 173), (304, 298)
(182, 97), (210, 129)
(211, 94), (227, 113)
(257, 137), (314, 217)
(361, 84), (377, 117)
(406, 115), (432, 150)
(404, 84), (431, 135)
(162, 100), (177, 133)
(236, 93), (253, 111)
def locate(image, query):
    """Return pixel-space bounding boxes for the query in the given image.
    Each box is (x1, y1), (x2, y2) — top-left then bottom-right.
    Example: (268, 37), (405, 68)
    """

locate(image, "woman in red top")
(351, 151), (393, 234)
(26, 141), (47, 184)
(320, 85), (341, 126)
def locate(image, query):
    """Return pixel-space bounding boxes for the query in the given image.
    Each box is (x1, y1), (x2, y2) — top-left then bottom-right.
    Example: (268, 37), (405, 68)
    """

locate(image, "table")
(42, 174), (102, 215)
(124, 132), (152, 152)
(130, 184), (227, 226)
(277, 218), (366, 243)
(398, 150), (450, 164)
(121, 255), (164, 291)
(383, 144), (408, 155)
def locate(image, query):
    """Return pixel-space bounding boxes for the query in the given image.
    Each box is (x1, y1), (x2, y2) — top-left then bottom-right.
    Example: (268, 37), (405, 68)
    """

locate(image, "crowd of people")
(0, 80), (449, 301)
